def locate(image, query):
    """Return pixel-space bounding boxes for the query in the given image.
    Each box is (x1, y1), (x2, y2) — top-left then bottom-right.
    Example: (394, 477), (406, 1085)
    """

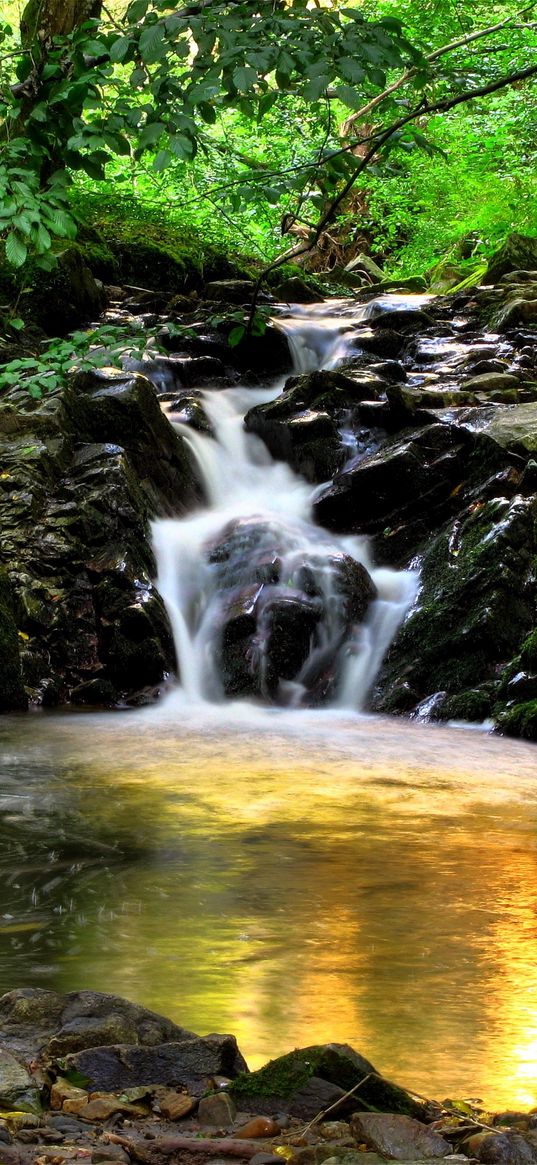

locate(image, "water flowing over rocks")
(1, 246), (537, 731)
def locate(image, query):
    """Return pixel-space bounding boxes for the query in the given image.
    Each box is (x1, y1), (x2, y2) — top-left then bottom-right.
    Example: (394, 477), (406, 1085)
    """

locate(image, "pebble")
(198, 1092), (237, 1126)
(235, 1117), (281, 1139)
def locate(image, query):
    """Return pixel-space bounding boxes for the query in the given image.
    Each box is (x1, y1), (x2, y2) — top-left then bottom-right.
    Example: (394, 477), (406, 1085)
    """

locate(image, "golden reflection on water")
(1, 708), (537, 1108)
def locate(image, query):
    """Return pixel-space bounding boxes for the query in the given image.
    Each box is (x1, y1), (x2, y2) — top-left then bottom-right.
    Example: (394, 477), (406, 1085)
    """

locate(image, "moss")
(439, 687), (494, 723)
(521, 629), (537, 670)
(0, 569), (27, 711)
(229, 1046), (425, 1119)
(497, 700), (537, 740)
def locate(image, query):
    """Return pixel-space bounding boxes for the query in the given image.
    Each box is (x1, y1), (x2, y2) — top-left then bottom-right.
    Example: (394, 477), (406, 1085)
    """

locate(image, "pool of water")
(1, 701), (537, 1109)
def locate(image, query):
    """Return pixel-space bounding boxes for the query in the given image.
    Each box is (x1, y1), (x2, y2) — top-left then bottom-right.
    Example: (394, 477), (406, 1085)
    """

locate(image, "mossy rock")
(229, 1044), (426, 1120)
(0, 569), (27, 711)
(374, 494), (537, 716)
(497, 700), (537, 740)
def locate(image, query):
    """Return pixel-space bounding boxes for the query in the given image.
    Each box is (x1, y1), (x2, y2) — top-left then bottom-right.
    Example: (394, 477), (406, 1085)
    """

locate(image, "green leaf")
(338, 57), (365, 85)
(233, 65), (257, 92)
(5, 232), (27, 267)
(8, 319), (25, 332)
(127, 0), (149, 21)
(139, 23), (165, 63)
(110, 36), (131, 63)
(228, 324), (246, 348)
(153, 148), (171, 171)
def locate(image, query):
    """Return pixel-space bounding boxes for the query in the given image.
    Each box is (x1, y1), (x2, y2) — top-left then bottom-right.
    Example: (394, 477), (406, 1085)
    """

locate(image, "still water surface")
(1, 703), (537, 1109)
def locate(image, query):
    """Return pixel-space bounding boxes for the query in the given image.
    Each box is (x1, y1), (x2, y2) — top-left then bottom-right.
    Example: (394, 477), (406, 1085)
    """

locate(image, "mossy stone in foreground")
(0, 569), (27, 711)
(230, 1044), (426, 1120)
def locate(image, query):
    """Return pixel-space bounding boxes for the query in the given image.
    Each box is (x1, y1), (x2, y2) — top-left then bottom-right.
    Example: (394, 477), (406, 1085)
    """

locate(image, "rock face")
(0, 368), (199, 706)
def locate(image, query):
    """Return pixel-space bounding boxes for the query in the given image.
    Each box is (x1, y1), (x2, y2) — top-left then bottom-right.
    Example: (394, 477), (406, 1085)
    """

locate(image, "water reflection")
(0, 708), (537, 1108)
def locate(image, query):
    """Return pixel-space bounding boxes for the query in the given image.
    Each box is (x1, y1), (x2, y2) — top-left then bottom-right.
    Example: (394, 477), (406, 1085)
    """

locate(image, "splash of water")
(152, 299), (418, 710)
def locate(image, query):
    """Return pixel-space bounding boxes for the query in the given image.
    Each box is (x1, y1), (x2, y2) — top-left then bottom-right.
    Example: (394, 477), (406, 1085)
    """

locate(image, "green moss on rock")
(230, 1044), (426, 1120)
(497, 700), (537, 740)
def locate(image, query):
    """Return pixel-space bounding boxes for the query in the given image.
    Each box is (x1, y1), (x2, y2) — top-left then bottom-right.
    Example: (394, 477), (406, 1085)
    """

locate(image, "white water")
(153, 299), (418, 710)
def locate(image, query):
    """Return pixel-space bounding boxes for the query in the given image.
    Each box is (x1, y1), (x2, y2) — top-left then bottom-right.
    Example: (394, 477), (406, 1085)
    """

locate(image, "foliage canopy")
(0, 0), (536, 274)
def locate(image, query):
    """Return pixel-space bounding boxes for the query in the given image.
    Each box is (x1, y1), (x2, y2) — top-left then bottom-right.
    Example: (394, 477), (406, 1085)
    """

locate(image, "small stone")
(63, 1097), (90, 1115)
(81, 1096), (148, 1122)
(2, 1111), (40, 1132)
(156, 1090), (195, 1120)
(235, 1117), (281, 1138)
(198, 1092), (237, 1126)
(92, 1146), (130, 1163)
(250, 1154), (282, 1165)
(350, 1112), (451, 1160)
(318, 1122), (352, 1141)
(50, 1079), (88, 1111)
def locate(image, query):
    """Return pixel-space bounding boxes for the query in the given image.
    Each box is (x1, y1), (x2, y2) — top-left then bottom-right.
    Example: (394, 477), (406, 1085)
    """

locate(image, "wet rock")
(464, 372), (521, 393)
(313, 423), (471, 561)
(0, 1050), (41, 1115)
(367, 303), (433, 332)
(245, 369), (385, 482)
(229, 1044), (427, 1122)
(198, 1093), (237, 1126)
(62, 1035), (247, 1095)
(276, 277), (323, 303)
(374, 494), (536, 716)
(207, 519), (376, 703)
(350, 1113), (450, 1160)
(0, 989), (197, 1062)
(494, 298), (537, 332)
(62, 367), (197, 514)
(166, 394), (214, 435)
(347, 328), (405, 359)
(462, 1129), (537, 1162)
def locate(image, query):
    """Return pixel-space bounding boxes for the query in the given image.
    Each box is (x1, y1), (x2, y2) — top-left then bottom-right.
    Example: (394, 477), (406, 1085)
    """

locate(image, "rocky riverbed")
(0, 987), (536, 1165)
(1, 233), (537, 734)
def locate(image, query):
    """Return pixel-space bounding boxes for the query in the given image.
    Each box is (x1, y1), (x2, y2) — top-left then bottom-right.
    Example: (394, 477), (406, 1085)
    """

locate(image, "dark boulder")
(61, 367), (198, 514)
(313, 423), (474, 563)
(229, 1043), (428, 1121)
(206, 518), (376, 703)
(373, 494), (537, 716)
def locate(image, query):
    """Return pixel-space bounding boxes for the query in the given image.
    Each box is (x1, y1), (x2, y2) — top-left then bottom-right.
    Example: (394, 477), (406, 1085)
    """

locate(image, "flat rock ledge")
(0, 990), (535, 1165)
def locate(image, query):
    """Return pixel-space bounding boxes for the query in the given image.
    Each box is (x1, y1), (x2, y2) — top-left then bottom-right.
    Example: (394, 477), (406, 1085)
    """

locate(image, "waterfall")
(152, 298), (418, 710)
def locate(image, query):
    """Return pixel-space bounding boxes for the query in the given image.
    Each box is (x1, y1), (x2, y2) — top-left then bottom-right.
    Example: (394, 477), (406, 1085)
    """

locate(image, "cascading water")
(152, 299), (418, 710)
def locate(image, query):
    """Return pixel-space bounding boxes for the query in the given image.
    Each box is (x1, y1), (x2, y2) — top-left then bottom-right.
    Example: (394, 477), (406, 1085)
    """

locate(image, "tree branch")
(341, 2), (537, 137)
(248, 58), (537, 321)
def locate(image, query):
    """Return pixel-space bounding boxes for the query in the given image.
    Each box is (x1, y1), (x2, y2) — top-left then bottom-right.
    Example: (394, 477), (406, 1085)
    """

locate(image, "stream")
(1, 295), (537, 1110)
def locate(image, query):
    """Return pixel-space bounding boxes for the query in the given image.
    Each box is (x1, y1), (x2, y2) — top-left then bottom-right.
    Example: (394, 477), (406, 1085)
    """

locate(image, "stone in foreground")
(351, 1112), (450, 1160)
(229, 1044), (428, 1121)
